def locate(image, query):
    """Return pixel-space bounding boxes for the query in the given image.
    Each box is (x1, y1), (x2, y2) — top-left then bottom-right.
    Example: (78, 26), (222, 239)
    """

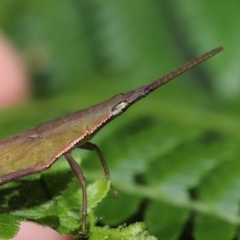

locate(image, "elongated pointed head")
(85, 46), (223, 136)
(103, 46), (224, 119)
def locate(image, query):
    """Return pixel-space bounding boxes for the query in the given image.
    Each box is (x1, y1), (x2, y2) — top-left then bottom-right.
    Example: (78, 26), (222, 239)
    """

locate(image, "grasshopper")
(0, 46), (223, 236)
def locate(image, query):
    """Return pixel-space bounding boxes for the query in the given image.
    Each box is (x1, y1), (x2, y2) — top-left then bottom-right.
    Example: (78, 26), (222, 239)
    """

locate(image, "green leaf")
(95, 192), (142, 225)
(145, 202), (189, 240)
(194, 215), (236, 240)
(0, 214), (21, 239)
(0, 177), (110, 238)
(90, 222), (157, 240)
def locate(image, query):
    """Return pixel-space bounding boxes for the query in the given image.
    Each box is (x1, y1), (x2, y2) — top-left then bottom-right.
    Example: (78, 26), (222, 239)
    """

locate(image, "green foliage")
(90, 222), (157, 240)
(0, 177), (111, 238)
(0, 1), (240, 239)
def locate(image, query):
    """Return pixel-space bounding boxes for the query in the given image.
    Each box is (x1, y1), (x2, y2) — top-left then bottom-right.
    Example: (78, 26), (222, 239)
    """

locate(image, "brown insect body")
(0, 46), (223, 235)
(0, 92), (139, 184)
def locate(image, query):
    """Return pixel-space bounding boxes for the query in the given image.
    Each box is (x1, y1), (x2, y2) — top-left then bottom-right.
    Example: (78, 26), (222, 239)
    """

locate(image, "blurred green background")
(0, 1), (240, 240)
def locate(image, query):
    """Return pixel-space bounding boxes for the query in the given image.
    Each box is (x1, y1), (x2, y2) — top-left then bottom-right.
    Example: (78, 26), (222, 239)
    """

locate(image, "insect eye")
(111, 101), (128, 116)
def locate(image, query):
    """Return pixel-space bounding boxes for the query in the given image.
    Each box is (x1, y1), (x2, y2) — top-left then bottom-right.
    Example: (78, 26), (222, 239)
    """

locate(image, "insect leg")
(77, 142), (118, 198)
(64, 152), (87, 235)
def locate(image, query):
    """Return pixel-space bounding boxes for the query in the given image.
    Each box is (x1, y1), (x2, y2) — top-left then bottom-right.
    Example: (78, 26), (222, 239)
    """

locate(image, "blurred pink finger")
(0, 34), (30, 109)
(12, 222), (74, 240)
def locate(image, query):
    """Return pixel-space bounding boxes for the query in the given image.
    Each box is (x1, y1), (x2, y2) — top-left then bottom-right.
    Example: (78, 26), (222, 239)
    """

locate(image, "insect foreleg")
(78, 142), (118, 198)
(65, 152), (87, 235)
